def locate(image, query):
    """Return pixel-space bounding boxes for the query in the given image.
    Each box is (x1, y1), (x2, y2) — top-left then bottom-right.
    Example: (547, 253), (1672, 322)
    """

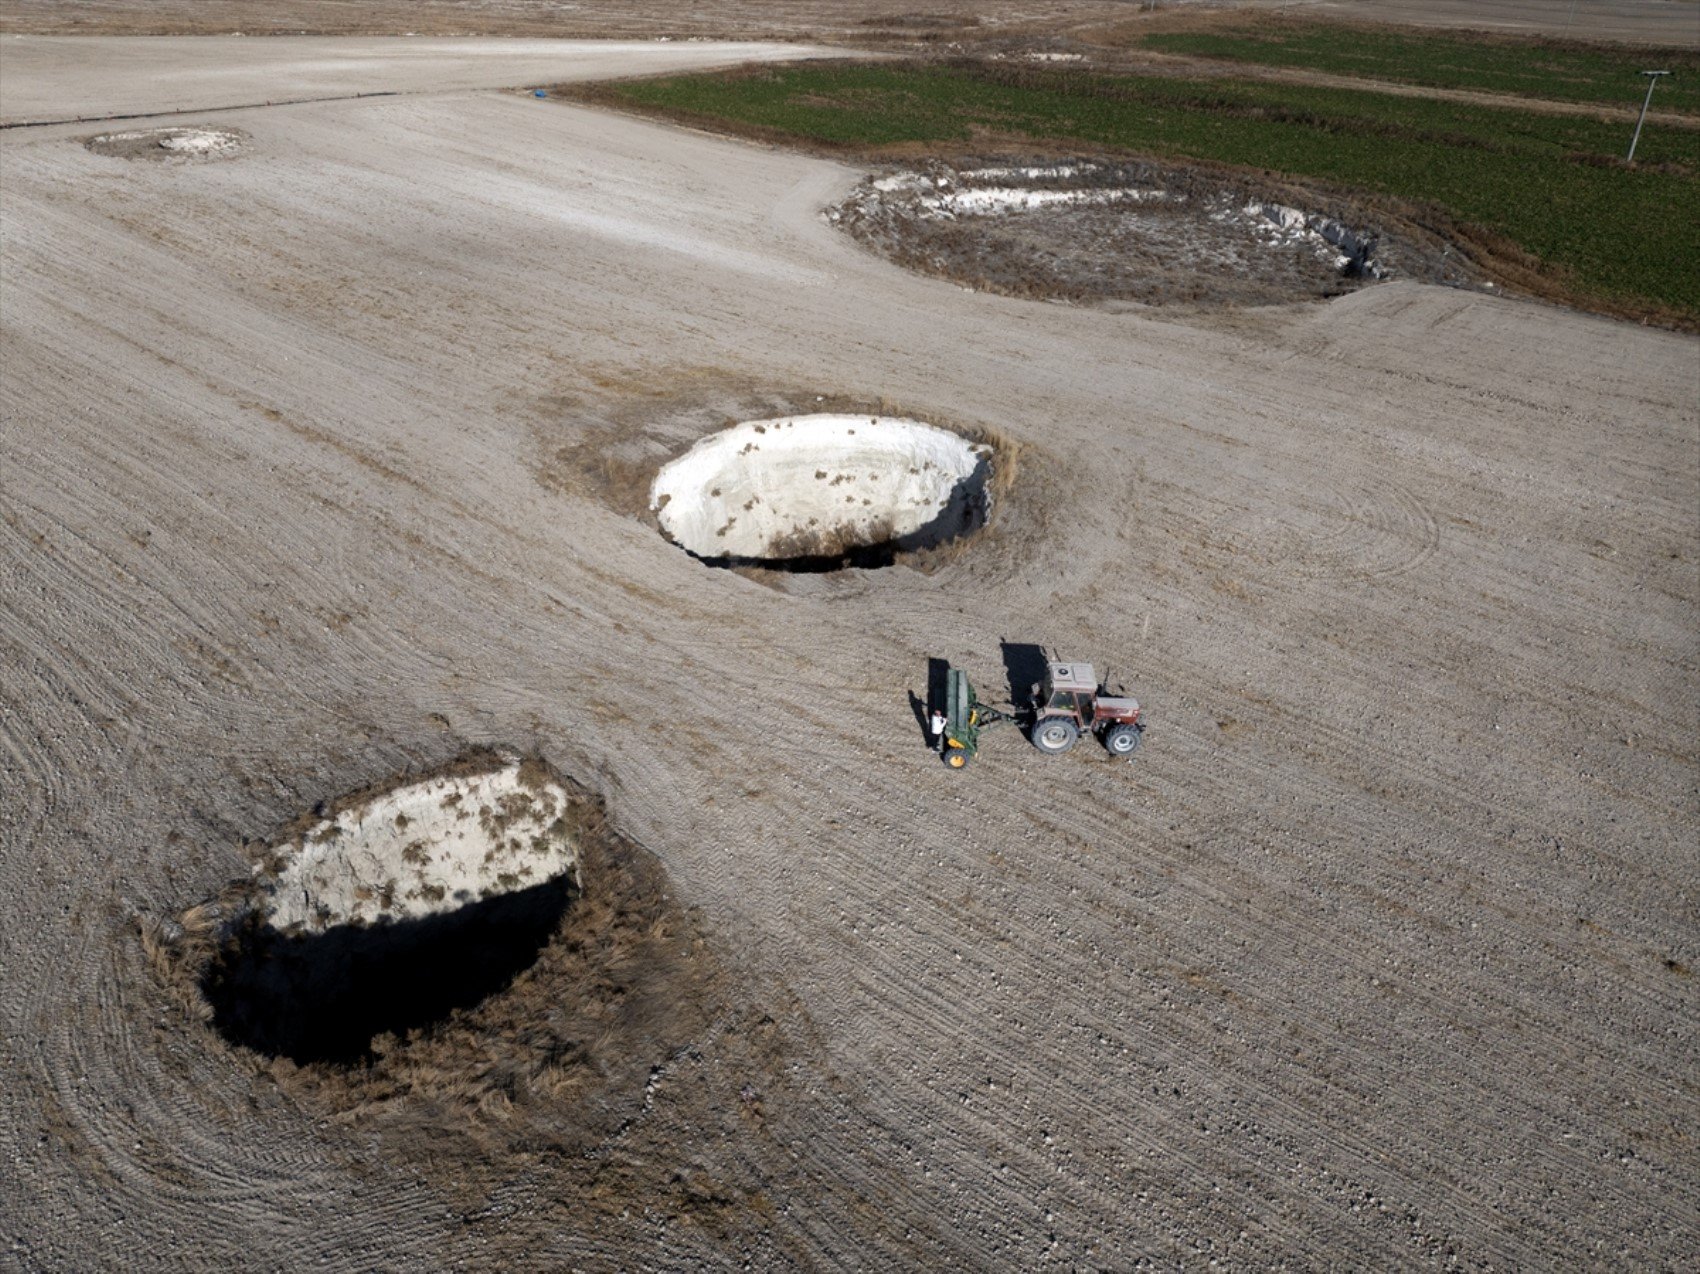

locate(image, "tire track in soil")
(1200, 472), (1442, 583)
(990, 723), (1697, 1249)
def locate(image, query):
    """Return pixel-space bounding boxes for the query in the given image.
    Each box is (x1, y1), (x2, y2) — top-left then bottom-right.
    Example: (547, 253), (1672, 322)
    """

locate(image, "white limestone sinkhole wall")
(649, 414), (992, 565)
(263, 761), (580, 934)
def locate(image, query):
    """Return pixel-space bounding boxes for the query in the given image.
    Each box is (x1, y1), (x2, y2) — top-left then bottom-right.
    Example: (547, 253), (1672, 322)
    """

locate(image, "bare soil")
(0, 36), (847, 125)
(3, 33), (1696, 1273)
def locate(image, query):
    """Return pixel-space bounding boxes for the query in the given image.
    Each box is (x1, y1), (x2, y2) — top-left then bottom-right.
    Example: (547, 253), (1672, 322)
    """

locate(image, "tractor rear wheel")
(1105, 724), (1142, 757)
(1032, 715), (1079, 754)
(944, 747), (970, 769)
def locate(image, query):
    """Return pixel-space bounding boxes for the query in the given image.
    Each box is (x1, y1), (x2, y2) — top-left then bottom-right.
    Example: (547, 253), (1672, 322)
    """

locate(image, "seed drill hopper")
(941, 667), (1016, 769)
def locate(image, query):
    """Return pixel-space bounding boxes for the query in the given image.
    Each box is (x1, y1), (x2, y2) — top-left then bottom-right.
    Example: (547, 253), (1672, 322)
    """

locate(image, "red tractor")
(939, 660), (1143, 767)
(1028, 661), (1144, 758)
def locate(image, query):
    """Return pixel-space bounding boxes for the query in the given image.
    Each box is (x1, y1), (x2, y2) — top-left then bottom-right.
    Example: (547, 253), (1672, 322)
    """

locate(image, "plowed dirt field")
(3, 37), (1696, 1271)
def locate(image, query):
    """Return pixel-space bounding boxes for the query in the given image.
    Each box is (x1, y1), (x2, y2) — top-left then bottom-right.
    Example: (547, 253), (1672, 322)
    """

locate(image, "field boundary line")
(0, 89), (401, 130)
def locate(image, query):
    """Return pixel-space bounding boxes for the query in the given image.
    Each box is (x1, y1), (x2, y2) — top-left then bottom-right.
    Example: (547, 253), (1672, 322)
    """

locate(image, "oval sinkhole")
(831, 159), (1483, 307)
(85, 125), (247, 162)
(198, 758), (582, 1065)
(649, 414), (992, 571)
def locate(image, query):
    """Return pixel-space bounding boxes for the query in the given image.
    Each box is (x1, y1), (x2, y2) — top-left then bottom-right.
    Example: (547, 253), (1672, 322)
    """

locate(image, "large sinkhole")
(650, 414), (992, 570)
(200, 759), (581, 1065)
(830, 159), (1484, 307)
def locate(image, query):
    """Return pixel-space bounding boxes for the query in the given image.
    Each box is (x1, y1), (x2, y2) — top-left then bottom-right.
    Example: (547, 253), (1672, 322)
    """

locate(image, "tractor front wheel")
(1105, 724), (1142, 758)
(944, 747), (970, 769)
(1032, 716), (1079, 754)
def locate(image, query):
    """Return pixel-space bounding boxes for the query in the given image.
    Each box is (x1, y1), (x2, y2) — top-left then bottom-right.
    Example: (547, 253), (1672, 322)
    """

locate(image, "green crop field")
(608, 62), (1700, 322)
(1139, 23), (1700, 114)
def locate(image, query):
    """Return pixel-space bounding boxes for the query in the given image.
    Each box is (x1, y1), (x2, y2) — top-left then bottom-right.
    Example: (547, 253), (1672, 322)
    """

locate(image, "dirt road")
(1277, 0), (1700, 45)
(0, 36), (848, 124)
(5, 0), (1696, 46)
(3, 39), (1696, 1270)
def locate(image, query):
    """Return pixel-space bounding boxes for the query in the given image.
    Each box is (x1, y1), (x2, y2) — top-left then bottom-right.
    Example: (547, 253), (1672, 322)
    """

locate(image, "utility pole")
(1626, 70), (1672, 164)
(1562, 0), (1580, 40)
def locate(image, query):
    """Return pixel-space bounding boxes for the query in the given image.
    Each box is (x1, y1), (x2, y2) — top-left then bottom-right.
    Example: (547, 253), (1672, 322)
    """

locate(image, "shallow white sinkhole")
(263, 761), (579, 933)
(91, 126), (245, 158)
(158, 128), (240, 154)
(650, 414), (990, 565)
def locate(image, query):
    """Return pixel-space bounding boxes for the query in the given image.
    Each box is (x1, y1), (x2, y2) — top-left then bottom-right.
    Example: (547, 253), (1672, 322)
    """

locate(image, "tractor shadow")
(1000, 640), (1048, 708)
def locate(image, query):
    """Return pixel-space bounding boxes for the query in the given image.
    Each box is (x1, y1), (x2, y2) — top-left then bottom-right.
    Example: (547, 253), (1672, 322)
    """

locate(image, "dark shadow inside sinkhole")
(202, 874), (575, 1065)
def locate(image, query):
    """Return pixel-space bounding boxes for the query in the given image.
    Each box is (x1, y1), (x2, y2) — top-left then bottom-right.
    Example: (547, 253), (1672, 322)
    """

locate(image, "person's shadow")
(907, 656), (951, 750)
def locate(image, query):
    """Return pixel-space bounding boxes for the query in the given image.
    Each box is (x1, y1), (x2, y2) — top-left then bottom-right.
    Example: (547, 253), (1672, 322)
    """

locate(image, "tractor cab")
(1030, 661), (1143, 757)
(1036, 662), (1101, 723)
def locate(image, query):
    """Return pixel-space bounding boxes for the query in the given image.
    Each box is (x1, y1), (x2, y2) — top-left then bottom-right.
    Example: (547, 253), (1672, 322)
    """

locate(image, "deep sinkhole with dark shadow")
(185, 756), (587, 1065)
(202, 873), (576, 1065)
